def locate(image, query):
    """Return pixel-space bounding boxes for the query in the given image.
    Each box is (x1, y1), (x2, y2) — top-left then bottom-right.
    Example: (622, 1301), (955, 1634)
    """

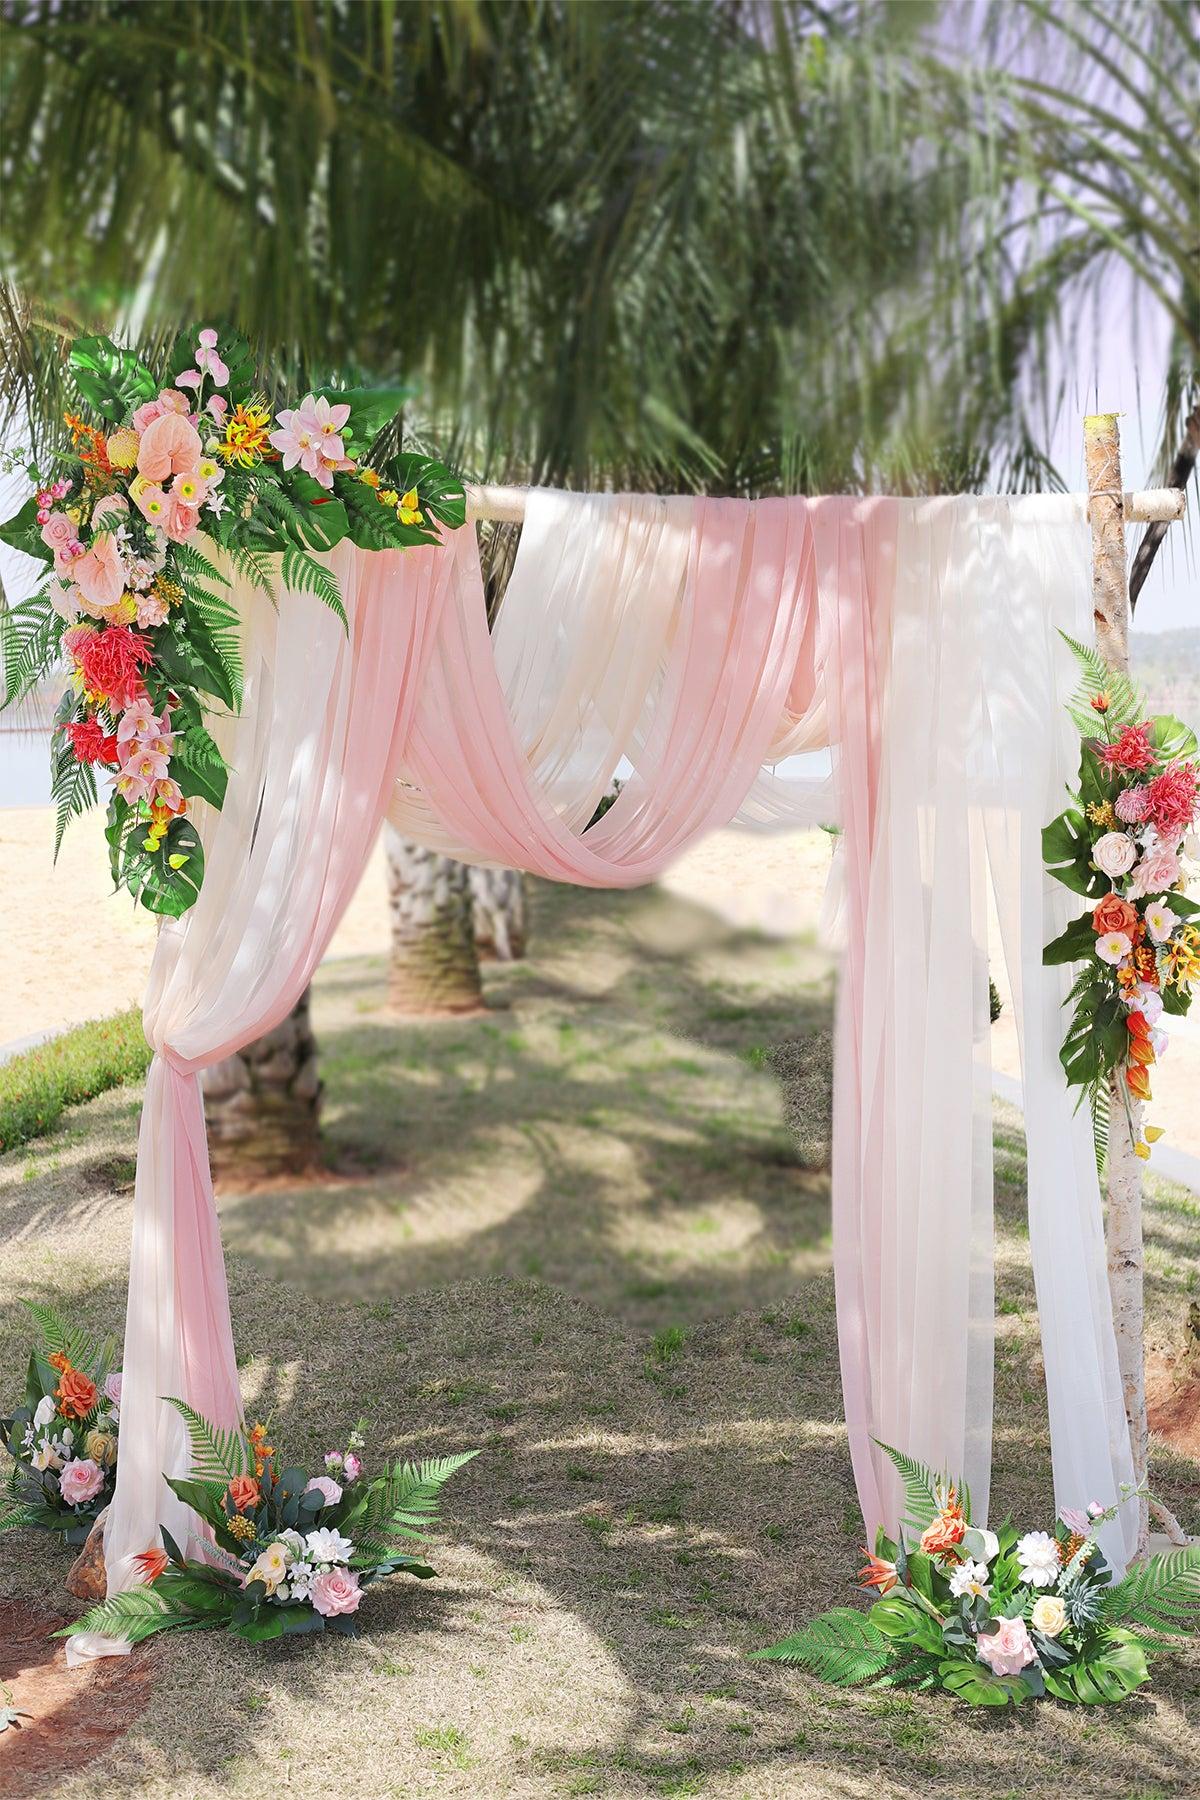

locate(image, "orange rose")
(227, 1474), (261, 1514)
(1092, 894), (1139, 938)
(919, 1503), (966, 1560)
(56, 1366), (98, 1419)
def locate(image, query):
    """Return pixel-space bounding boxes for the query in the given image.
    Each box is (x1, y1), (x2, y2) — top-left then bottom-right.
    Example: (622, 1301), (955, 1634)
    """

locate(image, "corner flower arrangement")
(0, 1305), (121, 1544)
(1043, 635), (1198, 1166)
(62, 1403), (477, 1646)
(0, 325), (465, 917)
(754, 1443), (1199, 1706)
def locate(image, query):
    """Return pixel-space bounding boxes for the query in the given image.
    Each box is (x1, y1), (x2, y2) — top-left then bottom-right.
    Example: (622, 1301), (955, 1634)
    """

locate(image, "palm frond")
(279, 547), (347, 626)
(358, 1451), (478, 1544)
(50, 736), (97, 860)
(162, 1397), (250, 1483)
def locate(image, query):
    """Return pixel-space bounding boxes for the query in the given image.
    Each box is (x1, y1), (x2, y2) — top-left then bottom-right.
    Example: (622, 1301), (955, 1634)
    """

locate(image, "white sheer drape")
(839, 494), (1136, 1570)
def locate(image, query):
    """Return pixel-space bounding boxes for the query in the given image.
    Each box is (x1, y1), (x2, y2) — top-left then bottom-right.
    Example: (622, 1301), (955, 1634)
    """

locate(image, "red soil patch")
(1147, 1353), (1200, 1462)
(0, 1600), (153, 1798)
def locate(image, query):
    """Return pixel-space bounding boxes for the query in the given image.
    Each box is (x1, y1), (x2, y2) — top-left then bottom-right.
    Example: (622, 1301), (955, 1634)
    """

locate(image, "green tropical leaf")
(1042, 808), (1106, 898)
(750, 1607), (896, 1685)
(937, 1656), (1032, 1706)
(0, 495), (54, 565)
(377, 452), (467, 529)
(1043, 914), (1099, 967)
(1060, 985), (1127, 1092)
(1148, 714), (1198, 760)
(1042, 1630), (1150, 1704)
(162, 1397), (251, 1483)
(67, 334), (158, 423)
(869, 1592), (945, 1655)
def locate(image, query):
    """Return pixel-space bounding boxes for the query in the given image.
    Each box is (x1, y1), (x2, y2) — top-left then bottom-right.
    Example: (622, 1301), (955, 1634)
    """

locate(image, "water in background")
(0, 731), (51, 807)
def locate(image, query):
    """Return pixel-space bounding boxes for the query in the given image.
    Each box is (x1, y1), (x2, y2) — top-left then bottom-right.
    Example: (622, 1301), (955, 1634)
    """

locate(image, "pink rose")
(137, 412), (203, 483)
(131, 399), (164, 432)
(977, 1616), (1037, 1678)
(158, 387), (191, 415)
(1093, 831), (1136, 879)
(162, 496), (201, 543)
(305, 1475), (343, 1507)
(72, 532), (125, 613)
(59, 1457), (105, 1507)
(342, 1453), (362, 1482)
(1129, 847), (1181, 899)
(309, 1567), (362, 1617)
(40, 510), (76, 554)
(104, 1372), (122, 1406)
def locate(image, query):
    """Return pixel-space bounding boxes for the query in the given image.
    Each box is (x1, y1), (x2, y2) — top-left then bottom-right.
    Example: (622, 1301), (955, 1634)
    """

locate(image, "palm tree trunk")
(385, 824), (484, 1014)
(469, 865), (527, 961)
(200, 987), (323, 1185)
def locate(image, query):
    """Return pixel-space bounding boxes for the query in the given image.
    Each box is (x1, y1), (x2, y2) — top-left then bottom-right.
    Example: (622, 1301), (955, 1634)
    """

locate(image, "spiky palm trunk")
(200, 987), (322, 1184)
(385, 824), (483, 1014)
(469, 865), (527, 962)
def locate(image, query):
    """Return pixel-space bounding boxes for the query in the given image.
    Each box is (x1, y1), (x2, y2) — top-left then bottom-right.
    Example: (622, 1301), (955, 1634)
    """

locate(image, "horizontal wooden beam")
(465, 484), (1187, 525)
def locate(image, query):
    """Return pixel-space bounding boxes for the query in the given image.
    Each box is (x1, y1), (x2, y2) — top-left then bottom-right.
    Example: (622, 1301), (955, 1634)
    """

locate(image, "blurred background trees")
(1, 0), (1194, 1177)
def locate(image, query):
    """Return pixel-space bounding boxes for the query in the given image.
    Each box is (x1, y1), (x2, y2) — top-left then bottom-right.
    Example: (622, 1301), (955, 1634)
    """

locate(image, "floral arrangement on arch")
(63, 1402), (476, 1647)
(0, 325), (465, 916)
(754, 1442), (1200, 1707)
(1, 1305), (122, 1544)
(1042, 634), (1198, 1165)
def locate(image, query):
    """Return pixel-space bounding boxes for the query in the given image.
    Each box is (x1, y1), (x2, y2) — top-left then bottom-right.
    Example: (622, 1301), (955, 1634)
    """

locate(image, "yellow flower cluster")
(1164, 925), (1200, 989)
(359, 468), (423, 526)
(227, 1512), (257, 1543)
(217, 403), (273, 467)
(1085, 800), (1115, 828)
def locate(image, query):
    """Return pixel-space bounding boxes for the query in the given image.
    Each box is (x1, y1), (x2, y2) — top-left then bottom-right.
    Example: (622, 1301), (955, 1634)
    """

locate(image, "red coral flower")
(1144, 762), (1198, 844)
(62, 718), (120, 765)
(71, 623), (154, 709)
(1098, 722), (1156, 773)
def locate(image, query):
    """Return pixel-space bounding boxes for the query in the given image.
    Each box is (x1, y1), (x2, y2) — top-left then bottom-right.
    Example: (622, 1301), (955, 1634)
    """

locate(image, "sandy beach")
(2, 805), (1198, 1166)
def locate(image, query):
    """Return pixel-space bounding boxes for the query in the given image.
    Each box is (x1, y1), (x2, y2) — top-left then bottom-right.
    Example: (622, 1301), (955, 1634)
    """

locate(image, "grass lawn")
(1, 879), (1196, 1798)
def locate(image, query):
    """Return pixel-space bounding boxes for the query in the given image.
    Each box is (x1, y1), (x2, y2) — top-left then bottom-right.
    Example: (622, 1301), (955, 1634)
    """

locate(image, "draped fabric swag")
(82, 489), (1135, 1657)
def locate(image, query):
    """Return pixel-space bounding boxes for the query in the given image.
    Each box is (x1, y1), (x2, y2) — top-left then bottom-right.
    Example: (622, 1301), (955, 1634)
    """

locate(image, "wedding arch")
(7, 360), (1185, 1656)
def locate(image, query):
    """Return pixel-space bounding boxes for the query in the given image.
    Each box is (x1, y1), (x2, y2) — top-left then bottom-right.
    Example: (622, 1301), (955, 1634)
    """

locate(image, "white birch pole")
(1084, 414), (1187, 1559)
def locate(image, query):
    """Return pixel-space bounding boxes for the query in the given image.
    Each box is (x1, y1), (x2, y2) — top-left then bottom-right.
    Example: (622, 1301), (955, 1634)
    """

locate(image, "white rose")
(1031, 1594), (1067, 1637)
(1094, 832), (1136, 878)
(32, 1395), (57, 1429)
(1016, 1530), (1060, 1587)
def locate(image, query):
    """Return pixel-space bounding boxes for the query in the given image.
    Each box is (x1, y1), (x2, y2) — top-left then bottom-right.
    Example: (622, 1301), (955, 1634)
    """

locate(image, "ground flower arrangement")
(1043, 634), (1199, 1165)
(0, 324), (464, 916)
(755, 1444), (1199, 1706)
(64, 1403), (476, 1646)
(0, 1305), (121, 1545)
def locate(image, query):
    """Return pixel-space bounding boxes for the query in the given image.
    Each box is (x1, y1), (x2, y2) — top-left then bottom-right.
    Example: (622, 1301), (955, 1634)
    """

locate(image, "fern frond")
(1090, 1079), (1110, 1182)
(750, 1608), (895, 1685)
(173, 541), (231, 592)
(163, 1398), (250, 1483)
(1, 593), (63, 708)
(1059, 630), (1143, 734)
(874, 1441), (948, 1535)
(280, 546), (347, 627)
(1103, 1546), (1200, 1636)
(59, 1586), (188, 1644)
(227, 544), (276, 594)
(360, 1451), (478, 1542)
(51, 737), (97, 859)
(24, 1302), (106, 1376)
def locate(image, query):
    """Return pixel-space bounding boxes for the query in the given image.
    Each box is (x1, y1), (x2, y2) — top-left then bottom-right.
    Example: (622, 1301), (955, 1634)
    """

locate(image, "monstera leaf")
(68, 335), (157, 423)
(1043, 806), (1106, 898)
(1042, 1632), (1150, 1705)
